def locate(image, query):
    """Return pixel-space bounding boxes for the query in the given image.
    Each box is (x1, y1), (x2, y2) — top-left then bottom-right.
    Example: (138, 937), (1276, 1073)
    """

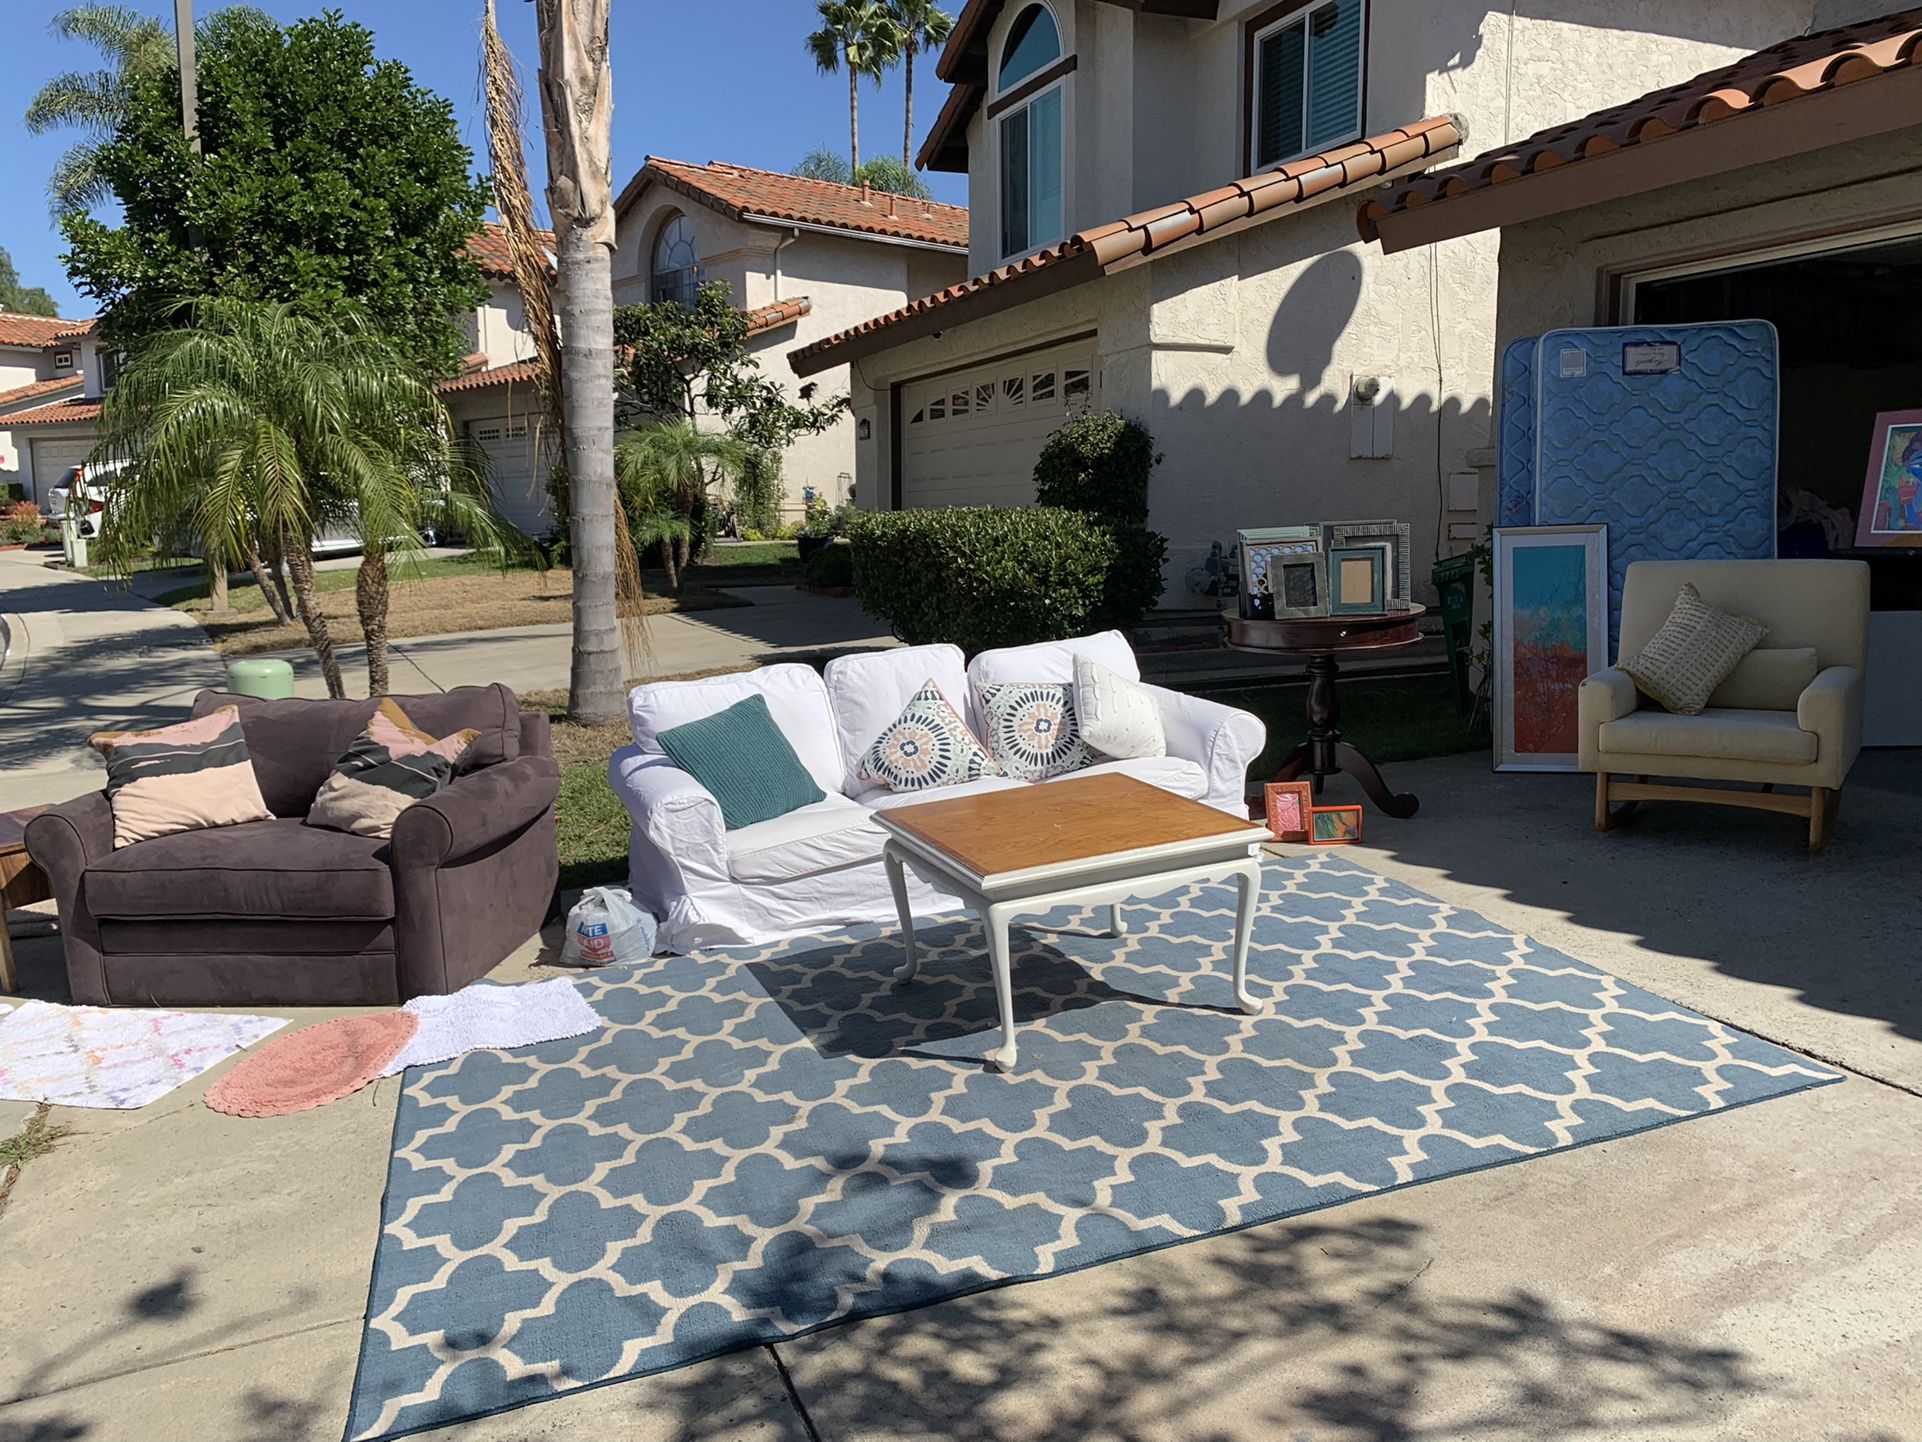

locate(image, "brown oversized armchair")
(26, 684), (560, 1007)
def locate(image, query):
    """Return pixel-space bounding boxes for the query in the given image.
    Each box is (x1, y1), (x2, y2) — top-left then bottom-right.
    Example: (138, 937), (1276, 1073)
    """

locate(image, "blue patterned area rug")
(345, 854), (1840, 1440)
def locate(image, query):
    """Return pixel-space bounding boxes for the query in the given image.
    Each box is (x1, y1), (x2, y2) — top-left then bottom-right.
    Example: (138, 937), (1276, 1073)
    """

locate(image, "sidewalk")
(0, 551), (225, 811)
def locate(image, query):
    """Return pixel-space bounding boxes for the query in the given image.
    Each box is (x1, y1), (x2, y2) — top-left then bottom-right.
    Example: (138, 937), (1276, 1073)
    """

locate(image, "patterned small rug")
(0, 999), (285, 1109)
(346, 855), (1840, 1441)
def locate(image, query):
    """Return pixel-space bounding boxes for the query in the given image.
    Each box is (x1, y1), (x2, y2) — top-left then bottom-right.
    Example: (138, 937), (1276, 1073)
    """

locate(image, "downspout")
(773, 227), (800, 302)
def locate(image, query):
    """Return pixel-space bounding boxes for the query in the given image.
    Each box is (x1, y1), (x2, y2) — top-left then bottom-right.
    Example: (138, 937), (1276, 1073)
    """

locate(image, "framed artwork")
(1327, 544), (1389, 614)
(1264, 781), (1314, 843)
(1324, 520), (1412, 601)
(1309, 805), (1364, 845)
(1854, 409), (1922, 549)
(1492, 525), (1608, 773)
(1238, 527), (1327, 619)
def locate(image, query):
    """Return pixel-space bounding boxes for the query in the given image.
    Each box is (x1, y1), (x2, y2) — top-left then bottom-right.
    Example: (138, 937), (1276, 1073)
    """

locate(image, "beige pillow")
(89, 705), (273, 848)
(1707, 646), (1819, 711)
(1622, 583), (1769, 716)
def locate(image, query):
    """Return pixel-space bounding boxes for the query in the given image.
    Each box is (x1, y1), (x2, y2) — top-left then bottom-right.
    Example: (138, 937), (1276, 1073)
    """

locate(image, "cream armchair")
(1579, 559), (1870, 850)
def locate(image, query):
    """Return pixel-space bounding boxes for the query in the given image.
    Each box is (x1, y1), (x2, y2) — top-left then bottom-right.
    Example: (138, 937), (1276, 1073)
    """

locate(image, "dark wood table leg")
(1265, 651), (1420, 820)
(1333, 741), (1420, 818)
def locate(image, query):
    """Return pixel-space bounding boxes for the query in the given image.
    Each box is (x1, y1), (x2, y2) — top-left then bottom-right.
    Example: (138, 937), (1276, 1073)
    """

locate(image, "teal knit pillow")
(655, 694), (825, 830)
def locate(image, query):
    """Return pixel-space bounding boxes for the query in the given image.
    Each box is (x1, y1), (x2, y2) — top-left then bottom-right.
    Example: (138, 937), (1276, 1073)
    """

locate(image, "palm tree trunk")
(242, 538), (289, 625)
(355, 546), (391, 697)
(658, 537), (679, 594)
(850, 64), (860, 174)
(903, 39), (914, 170)
(268, 544), (296, 626)
(283, 533), (345, 699)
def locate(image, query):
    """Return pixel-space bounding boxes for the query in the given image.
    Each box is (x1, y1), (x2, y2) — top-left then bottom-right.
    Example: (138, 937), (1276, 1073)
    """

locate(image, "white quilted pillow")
(1073, 654), (1166, 761)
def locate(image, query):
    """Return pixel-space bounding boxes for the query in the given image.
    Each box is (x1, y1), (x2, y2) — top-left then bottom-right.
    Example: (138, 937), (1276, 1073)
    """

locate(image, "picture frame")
(1237, 526), (1327, 619)
(1854, 408), (1922, 549)
(1264, 781), (1314, 843)
(1309, 805), (1364, 845)
(1327, 543), (1389, 615)
(1324, 520), (1412, 601)
(1492, 524), (1609, 773)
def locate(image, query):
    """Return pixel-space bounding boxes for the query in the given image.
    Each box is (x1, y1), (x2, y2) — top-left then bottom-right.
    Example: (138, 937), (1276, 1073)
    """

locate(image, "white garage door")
(28, 436), (96, 504)
(900, 339), (1097, 509)
(468, 415), (556, 537)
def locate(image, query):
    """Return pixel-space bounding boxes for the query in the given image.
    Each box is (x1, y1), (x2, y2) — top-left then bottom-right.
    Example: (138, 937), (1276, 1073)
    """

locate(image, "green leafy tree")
(806, 1), (901, 175)
(792, 148), (930, 199)
(24, 3), (175, 217)
(887, 0), (954, 170)
(793, 146), (852, 184)
(616, 421), (750, 594)
(61, 8), (489, 377)
(0, 248), (60, 318)
(96, 299), (504, 698)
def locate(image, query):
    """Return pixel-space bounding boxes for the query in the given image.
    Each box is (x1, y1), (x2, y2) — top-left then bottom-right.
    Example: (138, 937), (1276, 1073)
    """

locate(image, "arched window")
(996, 3), (1064, 259)
(651, 213), (701, 306)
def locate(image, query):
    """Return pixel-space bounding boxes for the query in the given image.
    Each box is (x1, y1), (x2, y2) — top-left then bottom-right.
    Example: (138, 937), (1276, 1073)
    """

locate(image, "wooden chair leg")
(1594, 772), (1612, 831)
(1809, 787), (1838, 851)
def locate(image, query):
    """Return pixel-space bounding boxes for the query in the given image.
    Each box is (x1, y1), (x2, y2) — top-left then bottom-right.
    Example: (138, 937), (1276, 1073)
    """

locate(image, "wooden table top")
(1224, 602), (1426, 656)
(874, 774), (1266, 881)
(0, 805), (54, 858)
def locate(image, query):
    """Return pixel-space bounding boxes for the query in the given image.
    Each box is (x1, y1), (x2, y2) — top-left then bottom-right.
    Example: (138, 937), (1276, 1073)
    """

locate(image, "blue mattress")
(1497, 337), (1537, 527)
(1525, 321), (1779, 648)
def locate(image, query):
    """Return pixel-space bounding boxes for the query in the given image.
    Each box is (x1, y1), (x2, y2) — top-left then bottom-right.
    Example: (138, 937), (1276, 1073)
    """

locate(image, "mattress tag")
(1557, 347), (1588, 379)
(1623, 341), (1681, 375)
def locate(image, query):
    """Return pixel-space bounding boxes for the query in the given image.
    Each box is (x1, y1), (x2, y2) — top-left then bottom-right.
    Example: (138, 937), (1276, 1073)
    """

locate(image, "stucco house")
(0, 315), (107, 503)
(1360, 5), (1922, 741)
(790, 0), (1822, 604)
(611, 158), (969, 521)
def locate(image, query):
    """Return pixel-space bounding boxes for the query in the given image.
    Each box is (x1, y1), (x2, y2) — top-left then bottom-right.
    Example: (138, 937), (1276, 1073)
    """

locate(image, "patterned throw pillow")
(977, 681), (1092, 781)
(858, 679), (1003, 793)
(89, 705), (274, 848)
(305, 699), (480, 839)
(1622, 583), (1769, 716)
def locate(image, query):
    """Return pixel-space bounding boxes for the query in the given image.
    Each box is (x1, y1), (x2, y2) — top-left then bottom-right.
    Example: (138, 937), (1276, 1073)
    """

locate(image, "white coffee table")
(872, 773), (1271, 1071)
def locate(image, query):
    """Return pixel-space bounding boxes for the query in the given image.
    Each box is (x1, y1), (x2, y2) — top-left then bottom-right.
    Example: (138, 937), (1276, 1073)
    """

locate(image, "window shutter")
(1305, 0), (1364, 152)
(1257, 21), (1306, 168)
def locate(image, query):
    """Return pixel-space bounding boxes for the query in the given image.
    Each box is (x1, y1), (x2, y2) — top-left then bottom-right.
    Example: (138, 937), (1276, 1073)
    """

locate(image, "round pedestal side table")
(1224, 605), (1426, 819)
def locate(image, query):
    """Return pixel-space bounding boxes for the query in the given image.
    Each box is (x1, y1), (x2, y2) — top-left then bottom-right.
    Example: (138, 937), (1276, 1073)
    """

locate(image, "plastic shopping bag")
(561, 886), (658, 967)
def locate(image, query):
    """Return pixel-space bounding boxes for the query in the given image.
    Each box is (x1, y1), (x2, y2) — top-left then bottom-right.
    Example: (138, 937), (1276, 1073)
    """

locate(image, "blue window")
(997, 4), (1065, 258)
(1250, 0), (1365, 171)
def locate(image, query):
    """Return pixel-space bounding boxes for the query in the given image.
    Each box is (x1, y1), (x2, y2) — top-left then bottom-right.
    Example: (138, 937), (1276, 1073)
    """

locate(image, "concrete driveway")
(1, 750), (1916, 1441)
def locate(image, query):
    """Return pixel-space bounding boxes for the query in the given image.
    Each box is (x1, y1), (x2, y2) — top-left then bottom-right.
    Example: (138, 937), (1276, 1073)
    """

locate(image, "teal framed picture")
(1327, 544), (1388, 614)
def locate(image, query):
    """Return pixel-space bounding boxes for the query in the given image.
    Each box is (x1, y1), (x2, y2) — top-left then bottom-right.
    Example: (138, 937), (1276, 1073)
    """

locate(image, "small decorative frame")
(1309, 805), (1364, 845)
(1264, 781), (1314, 843)
(1327, 544), (1389, 615)
(1854, 408), (1922, 549)
(1492, 523), (1609, 773)
(1324, 520), (1412, 601)
(1238, 526), (1327, 620)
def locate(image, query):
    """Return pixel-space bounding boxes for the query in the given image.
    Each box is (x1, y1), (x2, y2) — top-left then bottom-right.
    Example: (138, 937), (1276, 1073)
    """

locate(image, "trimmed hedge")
(849, 507), (1163, 653)
(1033, 410), (1159, 525)
(803, 538), (853, 589)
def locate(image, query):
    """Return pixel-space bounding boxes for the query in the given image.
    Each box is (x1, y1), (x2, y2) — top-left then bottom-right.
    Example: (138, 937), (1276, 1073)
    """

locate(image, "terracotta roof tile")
(466, 220), (556, 280)
(618, 157), (968, 250)
(7, 396), (103, 426)
(0, 375), (84, 411)
(0, 315), (84, 349)
(1361, 10), (1922, 241)
(793, 115), (1461, 377)
(434, 358), (542, 396)
(743, 296), (813, 337)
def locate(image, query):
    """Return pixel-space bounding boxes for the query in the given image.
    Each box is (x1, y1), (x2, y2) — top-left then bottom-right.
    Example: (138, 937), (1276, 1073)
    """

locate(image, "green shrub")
(804, 538), (854, 589)
(3, 502), (44, 545)
(733, 448), (783, 535)
(1033, 410), (1160, 525)
(851, 507), (1164, 653)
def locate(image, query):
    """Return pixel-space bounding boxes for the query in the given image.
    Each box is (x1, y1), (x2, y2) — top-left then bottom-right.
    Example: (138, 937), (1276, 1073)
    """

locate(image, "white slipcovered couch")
(609, 630), (1265, 952)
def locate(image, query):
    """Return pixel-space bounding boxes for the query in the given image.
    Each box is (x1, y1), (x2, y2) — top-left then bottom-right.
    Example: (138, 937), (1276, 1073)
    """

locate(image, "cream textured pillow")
(1622, 583), (1769, 716)
(1073, 654), (1166, 761)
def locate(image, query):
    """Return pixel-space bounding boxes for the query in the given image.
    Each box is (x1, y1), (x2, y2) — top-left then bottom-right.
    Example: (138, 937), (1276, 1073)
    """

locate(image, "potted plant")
(795, 488), (835, 562)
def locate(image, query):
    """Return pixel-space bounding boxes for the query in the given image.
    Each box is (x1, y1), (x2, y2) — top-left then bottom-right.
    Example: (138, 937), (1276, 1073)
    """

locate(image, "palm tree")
(532, 0), (625, 725)
(25, 4), (172, 216)
(806, 1), (900, 176)
(888, 0), (953, 171)
(96, 298), (503, 698)
(615, 421), (749, 595)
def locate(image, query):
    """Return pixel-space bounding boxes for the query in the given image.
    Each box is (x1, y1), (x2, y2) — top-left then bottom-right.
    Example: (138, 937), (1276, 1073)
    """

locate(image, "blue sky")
(5, 0), (969, 317)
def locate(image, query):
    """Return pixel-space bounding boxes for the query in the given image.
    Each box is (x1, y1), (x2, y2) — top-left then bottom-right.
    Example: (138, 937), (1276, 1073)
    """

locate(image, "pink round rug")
(205, 1012), (419, 1118)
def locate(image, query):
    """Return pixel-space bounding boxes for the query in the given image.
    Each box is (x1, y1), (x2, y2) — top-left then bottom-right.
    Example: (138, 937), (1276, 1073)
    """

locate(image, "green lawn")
(650, 540), (805, 589)
(151, 552), (520, 609)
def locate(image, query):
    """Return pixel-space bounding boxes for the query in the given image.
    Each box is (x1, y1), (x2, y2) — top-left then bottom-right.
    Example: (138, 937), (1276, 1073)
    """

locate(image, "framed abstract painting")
(1492, 525), (1608, 773)
(1854, 409), (1922, 549)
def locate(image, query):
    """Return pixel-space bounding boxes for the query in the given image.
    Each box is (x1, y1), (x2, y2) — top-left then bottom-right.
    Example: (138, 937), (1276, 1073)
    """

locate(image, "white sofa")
(609, 630), (1266, 952)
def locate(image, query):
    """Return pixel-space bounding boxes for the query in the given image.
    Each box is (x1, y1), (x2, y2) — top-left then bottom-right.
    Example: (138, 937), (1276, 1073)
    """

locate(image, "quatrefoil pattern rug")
(346, 854), (1839, 1440)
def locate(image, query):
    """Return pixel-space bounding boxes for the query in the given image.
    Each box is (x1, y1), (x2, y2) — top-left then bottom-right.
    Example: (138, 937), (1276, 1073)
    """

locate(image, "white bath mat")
(0, 1000), (286, 1109)
(382, 979), (603, 1075)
